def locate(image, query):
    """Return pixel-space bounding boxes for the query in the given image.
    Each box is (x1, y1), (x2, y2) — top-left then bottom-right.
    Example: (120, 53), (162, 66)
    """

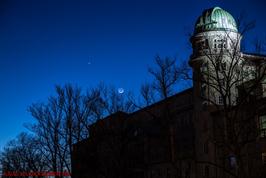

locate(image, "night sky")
(0, 0), (265, 149)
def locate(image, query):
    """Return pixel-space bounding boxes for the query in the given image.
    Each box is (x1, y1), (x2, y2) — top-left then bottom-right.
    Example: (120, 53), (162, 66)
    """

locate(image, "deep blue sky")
(0, 0), (265, 149)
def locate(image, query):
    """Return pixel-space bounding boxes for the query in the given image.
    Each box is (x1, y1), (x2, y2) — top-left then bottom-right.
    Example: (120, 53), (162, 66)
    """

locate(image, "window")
(215, 63), (221, 71)
(204, 39), (209, 49)
(204, 141), (209, 154)
(214, 39), (227, 50)
(201, 62), (208, 72)
(204, 165), (209, 178)
(221, 62), (226, 71)
(223, 43), (227, 48)
(202, 101), (208, 111)
(197, 39), (209, 50)
(218, 95), (223, 105)
(259, 115), (266, 137)
(201, 85), (207, 98)
(203, 120), (208, 131)
(263, 84), (266, 97)
(166, 168), (171, 178)
(243, 71), (250, 78)
(133, 130), (138, 136)
(215, 60), (226, 72)
(229, 155), (237, 168)
(235, 67), (241, 75)
(262, 152), (266, 164)
(219, 78), (225, 86)
(250, 70), (256, 79)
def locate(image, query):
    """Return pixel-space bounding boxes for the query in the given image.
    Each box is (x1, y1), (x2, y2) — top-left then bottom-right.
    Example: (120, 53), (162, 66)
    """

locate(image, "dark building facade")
(72, 89), (196, 178)
(72, 7), (266, 178)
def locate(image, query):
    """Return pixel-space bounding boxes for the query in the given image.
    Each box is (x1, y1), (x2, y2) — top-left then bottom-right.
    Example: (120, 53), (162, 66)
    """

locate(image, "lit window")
(229, 155), (237, 168)
(259, 115), (266, 138)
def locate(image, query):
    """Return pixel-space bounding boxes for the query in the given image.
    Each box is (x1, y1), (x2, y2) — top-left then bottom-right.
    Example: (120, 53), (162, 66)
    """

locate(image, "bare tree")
(148, 55), (189, 100)
(1, 132), (47, 178)
(140, 83), (156, 107)
(29, 98), (65, 178)
(28, 84), (91, 177)
(131, 55), (191, 109)
(26, 83), (136, 178)
(95, 83), (136, 114)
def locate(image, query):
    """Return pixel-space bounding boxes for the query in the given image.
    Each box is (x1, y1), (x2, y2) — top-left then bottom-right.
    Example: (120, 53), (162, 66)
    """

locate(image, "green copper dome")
(194, 7), (238, 34)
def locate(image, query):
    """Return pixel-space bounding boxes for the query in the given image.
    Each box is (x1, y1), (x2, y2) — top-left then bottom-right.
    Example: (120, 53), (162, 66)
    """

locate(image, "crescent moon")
(118, 88), (124, 94)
